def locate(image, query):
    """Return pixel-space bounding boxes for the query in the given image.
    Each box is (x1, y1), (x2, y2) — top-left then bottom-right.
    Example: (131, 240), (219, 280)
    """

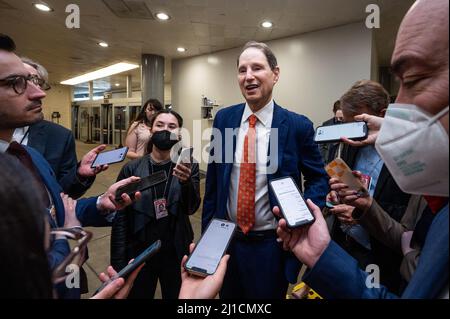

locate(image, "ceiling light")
(33, 3), (53, 12)
(115, 83), (120, 87)
(61, 63), (140, 86)
(98, 42), (109, 48)
(177, 47), (186, 53)
(156, 12), (170, 21)
(261, 21), (273, 29)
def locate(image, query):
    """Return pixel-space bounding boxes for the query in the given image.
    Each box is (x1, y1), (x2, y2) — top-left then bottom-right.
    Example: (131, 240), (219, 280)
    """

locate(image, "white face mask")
(375, 104), (449, 197)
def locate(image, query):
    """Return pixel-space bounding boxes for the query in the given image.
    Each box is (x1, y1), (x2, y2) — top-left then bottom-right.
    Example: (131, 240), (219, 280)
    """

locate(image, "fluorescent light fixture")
(177, 47), (186, 53)
(61, 63), (139, 86)
(156, 12), (170, 20)
(98, 42), (109, 48)
(115, 83), (120, 87)
(33, 3), (53, 12)
(261, 21), (273, 28)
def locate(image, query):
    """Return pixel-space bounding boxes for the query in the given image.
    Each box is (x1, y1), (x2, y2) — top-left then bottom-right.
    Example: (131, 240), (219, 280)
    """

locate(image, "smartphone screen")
(176, 147), (193, 166)
(114, 170), (167, 202)
(91, 146), (128, 168)
(269, 177), (315, 228)
(185, 219), (236, 276)
(314, 122), (367, 144)
(94, 240), (161, 295)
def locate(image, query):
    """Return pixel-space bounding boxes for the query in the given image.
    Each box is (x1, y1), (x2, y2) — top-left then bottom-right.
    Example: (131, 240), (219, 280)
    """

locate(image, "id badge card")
(154, 198), (169, 220)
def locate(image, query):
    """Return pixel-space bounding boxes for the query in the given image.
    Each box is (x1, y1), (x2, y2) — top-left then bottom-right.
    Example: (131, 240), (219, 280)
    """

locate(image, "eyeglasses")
(50, 227), (92, 285)
(0, 74), (51, 95)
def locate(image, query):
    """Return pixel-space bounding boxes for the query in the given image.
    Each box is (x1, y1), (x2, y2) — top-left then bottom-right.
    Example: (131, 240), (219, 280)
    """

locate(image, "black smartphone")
(91, 146), (128, 168)
(314, 122), (368, 144)
(269, 176), (315, 228)
(94, 240), (162, 295)
(114, 170), (167, 202)
(184, 219), (236, 277)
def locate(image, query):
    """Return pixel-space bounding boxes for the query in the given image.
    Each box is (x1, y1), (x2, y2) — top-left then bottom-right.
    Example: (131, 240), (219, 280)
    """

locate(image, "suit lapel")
(268, 103), (288, 181)
(373, 164), (390, 199)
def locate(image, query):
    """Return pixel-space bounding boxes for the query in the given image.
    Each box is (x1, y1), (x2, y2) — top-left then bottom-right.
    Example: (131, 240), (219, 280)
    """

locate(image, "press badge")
(154, 198), (169, 220)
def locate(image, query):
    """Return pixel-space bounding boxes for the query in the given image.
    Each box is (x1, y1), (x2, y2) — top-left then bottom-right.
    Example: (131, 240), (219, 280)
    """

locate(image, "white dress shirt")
(12, 126), (30, 145)
(227, 100), (276, 231)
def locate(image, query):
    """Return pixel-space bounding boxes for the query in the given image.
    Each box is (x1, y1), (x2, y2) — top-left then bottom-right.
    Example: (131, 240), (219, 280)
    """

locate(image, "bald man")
(276, 0), (449, 299)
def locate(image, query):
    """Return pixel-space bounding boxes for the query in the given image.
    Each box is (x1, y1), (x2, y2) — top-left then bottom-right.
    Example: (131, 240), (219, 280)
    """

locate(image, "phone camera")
(221, 223), (225, 227)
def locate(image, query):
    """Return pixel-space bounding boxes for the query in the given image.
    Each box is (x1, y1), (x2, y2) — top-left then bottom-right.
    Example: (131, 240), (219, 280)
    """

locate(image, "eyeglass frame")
(0, 74), (51, 95)
(50, 226), (93, 285)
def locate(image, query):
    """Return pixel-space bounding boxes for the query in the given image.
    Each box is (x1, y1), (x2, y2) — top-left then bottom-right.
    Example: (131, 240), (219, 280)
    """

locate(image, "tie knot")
(248, 114), (258, 128)
(7, 141), (26, 156)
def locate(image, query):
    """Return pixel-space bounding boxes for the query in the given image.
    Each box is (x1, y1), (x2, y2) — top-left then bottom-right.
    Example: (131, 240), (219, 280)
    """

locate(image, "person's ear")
(273, 66), (280, 84)
(379, 108), (387, 117)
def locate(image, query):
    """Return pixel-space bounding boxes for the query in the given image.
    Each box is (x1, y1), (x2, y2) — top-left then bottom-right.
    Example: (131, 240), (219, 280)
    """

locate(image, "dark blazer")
(110, 156), (201, 271)
(28, 120), (94, 199)
(202, 102), (329, 283)
(303, 205), (449, 299)
(26, 146), (110, 299)
(332, 144), (411, 292)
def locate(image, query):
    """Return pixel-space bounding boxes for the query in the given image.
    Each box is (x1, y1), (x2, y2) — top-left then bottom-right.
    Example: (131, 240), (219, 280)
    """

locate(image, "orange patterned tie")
(237, 114), (258, 234)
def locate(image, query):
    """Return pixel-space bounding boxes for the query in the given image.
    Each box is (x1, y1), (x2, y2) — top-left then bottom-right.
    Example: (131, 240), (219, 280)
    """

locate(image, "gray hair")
(237, 41), (278, 70)
(21, 57), (49, 83)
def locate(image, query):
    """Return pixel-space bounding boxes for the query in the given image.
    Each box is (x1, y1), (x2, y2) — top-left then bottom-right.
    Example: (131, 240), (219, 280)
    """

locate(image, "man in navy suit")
(12, 58), (103, 199)
(276, 0), (449, 299)
(202, 41), (329, 298)
(0, 35), (140, 298)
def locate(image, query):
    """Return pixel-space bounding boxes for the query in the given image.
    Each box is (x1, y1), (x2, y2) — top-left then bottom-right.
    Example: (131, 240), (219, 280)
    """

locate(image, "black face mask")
(151, 130), (179, 151)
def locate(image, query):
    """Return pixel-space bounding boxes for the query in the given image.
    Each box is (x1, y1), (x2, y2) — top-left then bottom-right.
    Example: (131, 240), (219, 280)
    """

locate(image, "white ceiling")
(0, 0), (414, 88)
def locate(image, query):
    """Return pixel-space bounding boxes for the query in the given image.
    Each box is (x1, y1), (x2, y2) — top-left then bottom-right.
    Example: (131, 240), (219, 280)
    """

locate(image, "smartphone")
(184, 219), (236, 277)
(269, 177), (315, 228)
(326, 201), (336, 208)
(114, 170), (167, 202)
(325, 158), (368, 196)
(91, 146), (128, 168)
(94, 240), (162, 295)
(176, 147), (193, 166)
(314, 122), (368, 144)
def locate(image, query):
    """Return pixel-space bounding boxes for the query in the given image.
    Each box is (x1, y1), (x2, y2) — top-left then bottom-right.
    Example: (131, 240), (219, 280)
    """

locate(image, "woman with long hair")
(125, 98), (163, 159)
(111, 109), (201, 299)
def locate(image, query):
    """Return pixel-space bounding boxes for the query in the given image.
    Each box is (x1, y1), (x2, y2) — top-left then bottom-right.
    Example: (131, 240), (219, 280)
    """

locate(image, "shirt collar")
(0, 139), (10, 154)
(242, 99), (274, 127)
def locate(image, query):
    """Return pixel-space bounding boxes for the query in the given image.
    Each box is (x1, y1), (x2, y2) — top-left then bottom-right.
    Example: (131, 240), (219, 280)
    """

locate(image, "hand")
(326, 190), (340, 204)
(173, 163), (192, 183)
(340, 113), (384, 147)
(330, 204), (357, 225)
(274, 199), (331, 269)
(179, 243), (230, 299)
(78, 144), (109, 178)
(329, 172), (373, 211)
(60, 193), (81, 228)
(91, 261), (144, 299)
(401, 231), (414, 256)
(98, 176), (142, 211)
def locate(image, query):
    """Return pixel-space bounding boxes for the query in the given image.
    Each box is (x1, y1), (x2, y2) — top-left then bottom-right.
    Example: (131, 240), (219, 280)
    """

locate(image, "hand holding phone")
(314, 122), (368, 144)
(176, 147), (193, 166)
(269, 177), (315, 228)
(94, 240), (162, 295)
(325, 158), (368, 196)
(91, 146), (128, 168)
(184, 219), (236, 277)
(114, 170), (167, 202)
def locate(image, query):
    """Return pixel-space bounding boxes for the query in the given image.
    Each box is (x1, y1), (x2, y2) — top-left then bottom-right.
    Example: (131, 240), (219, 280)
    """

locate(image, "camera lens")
(221, 223), (225, 227)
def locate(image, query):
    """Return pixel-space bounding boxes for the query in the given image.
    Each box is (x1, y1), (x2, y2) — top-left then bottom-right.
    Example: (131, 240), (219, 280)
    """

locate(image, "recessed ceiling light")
(33, 3), (53, 12)
(261, 21), (273, 29)
(177, 47), (186, 53)
(115, 83), (120, 87)
(61, 62), (140, 86)
(98, 42), (109, 48)
(156, 12), (170, 21)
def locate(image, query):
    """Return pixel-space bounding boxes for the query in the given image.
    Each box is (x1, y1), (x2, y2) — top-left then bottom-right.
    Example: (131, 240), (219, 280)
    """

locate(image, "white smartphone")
(176, 147), (193, 166)
(269, 177), (315, 228)
(91, 146), (128, 168)
(314, 122), (368, 144)
(184, 219), (236, 277)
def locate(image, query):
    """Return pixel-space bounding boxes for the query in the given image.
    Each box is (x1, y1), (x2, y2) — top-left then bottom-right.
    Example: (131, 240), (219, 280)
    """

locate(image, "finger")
(106, 266), (118, 279)
(213, 254), (230, 280)
(330, 183), (350, 191)
(99, 272), (110, 283)
(91, 144), (107, 154)
(189, 243), (196, 254)
(272, 206), (281, 218)
(180, 255), (189, 279)
(306, 199), (323, 220)
(113, 176), (141, 189)
(91, 278), (125, 299)
(340, 136), (364, 147)
(117, 263), (145, 299)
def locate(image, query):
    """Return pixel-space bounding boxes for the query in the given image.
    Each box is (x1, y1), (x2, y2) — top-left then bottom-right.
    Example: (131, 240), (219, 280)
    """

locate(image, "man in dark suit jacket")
(318, 100), (343, 164)
(202, 41), (328, 298)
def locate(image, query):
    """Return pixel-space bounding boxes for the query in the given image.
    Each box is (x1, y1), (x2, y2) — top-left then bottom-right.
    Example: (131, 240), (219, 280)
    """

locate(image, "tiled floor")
(76, 141), (204, 299)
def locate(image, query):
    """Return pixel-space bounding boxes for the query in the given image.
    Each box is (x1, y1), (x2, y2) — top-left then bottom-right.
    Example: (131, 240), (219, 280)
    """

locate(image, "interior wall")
(172, 22), (374, 170)
(42, 84), (72, 129)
